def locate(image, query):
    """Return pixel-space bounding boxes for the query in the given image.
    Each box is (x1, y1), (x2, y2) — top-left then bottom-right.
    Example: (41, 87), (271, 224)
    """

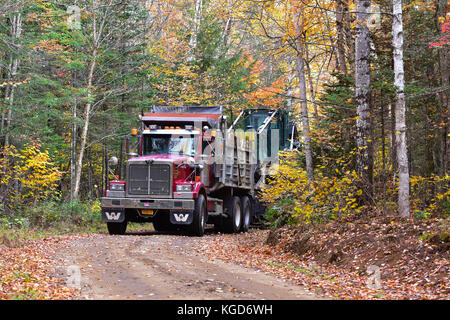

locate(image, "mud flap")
(102, 208), (125, 223)
(169, 211), (193, 225)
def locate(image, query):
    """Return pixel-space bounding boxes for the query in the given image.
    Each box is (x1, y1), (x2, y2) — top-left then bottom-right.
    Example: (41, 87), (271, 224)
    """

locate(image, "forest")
(0, 0), (448, 300)
(1, 0), (448, 225)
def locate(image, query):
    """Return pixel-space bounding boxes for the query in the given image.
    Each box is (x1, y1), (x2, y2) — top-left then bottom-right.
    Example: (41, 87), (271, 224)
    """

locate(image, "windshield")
(143, 134), (197, 156)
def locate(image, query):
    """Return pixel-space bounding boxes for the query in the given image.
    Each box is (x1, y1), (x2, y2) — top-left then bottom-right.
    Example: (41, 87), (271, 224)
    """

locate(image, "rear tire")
(240, 196), (251, 233)
(223, 196), (241, 233)
(107, 221), (127, 235)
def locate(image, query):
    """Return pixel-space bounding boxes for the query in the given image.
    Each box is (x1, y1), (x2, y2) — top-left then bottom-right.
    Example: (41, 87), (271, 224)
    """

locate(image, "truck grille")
(128, 164), (171, 196)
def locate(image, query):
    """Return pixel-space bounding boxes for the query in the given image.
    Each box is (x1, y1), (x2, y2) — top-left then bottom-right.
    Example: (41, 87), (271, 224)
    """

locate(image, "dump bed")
(140, 106), (284, 193)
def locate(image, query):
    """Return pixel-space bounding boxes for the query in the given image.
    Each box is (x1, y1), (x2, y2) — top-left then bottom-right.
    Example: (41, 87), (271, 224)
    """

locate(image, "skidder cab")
(101, 106), (296, 236)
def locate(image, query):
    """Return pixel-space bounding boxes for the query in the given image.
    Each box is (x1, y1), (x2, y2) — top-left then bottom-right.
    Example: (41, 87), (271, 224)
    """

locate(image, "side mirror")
(108, 156), (118, 166)
(125, 137), (139, 157)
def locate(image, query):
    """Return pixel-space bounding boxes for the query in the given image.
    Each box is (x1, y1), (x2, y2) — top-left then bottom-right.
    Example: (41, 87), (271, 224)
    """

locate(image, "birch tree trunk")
(187, 0), (203, 62)
(4, 13), (22, 146)
(221, 1), (234, 50)
(286, 65), (295, 111)
(73, 0), (101, 200)
(355, 0), (373, 202)
(73, 52), (97, 200)
(393, 0), (410, 217)
(294, 8), (313, 182)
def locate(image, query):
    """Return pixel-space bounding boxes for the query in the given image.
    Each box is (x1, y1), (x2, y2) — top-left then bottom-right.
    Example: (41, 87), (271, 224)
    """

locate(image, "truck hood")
(127, 154), (194, 164)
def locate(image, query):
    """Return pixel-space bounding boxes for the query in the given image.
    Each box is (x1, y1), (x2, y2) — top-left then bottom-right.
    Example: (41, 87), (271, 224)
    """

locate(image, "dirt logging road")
(53, 229), (318, 300)
(6, 215), (444, 300)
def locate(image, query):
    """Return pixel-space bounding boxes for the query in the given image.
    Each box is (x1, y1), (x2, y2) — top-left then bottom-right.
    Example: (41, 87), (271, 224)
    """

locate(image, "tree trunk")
(73, 51), (97, 200)
(73, 0), (105, 200)
(393, 0), (410, 217)
(336, 0), (348, 75)
(389, 102), (397, 172)
(286, 64), (295, 111)
(221, 4), (233, 49)
(381, 94), (387, 214)
(304, 45), (320, 121)
(4, 13), (22, 146)
(294, 8), (313, 182)
(70, 97), (77, 202)
(355, 0), (373, 203)
(343, 0), (355, 75)
(187, 0), (203, 62)
(437, 0), (449, 175)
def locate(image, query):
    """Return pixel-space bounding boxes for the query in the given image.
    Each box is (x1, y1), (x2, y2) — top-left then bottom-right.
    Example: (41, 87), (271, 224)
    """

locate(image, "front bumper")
(101, 197), (195, 211)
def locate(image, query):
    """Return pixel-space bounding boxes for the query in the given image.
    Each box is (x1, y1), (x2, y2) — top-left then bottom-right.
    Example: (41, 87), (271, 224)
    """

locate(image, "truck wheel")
(223, 196), (242, 233)
(190, 194), (207, 236)
(240, 196), (251, 233)
(153, 213), (175, 232)
(107, 221), (127, 235)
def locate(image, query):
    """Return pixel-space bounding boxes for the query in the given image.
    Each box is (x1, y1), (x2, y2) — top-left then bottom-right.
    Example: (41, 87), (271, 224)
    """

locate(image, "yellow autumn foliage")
(260, 151), (363, 226)
(0, 143), (62, 210)
(409, 174), (450, 218)
(261, 148), (449, 227)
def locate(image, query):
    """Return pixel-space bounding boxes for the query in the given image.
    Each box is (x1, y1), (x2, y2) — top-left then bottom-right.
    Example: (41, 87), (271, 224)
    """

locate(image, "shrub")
(0, 143), (62, 214)
(260, 151), (364, 227)
(264, 198), (297, 229)
(3, 200), (102, 230)
(410, 175), (449, 218)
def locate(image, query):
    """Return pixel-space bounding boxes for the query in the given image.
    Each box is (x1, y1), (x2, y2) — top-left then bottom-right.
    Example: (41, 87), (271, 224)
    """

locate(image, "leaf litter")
(0, 215), (448, 300)
(0, 233), (84, 299)
(193, 216), (449, 300)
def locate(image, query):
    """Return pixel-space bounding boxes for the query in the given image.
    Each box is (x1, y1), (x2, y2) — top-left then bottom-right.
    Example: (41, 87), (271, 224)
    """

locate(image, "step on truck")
(101, 106), (297, 236)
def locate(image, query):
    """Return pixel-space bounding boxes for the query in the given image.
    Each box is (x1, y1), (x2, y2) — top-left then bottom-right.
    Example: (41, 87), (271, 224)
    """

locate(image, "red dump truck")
(101, 106), (296, 236)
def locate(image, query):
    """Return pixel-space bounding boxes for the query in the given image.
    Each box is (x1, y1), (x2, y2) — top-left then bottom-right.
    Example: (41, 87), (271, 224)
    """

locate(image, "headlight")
(110, 183), (125, 191)
(176, 184), (192, 192)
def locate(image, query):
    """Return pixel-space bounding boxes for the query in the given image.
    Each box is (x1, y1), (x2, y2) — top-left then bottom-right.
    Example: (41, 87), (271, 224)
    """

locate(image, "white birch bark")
(4, 13), (22, 146)
(73, 52), (97, 200)
(355, 0), (373, 201)
(73, 0), (100, 200)
(187, 0), (203, 62)
(294, 8), (313, 182)
(392, 0), (410, 217)
(286, 65), (295, 111)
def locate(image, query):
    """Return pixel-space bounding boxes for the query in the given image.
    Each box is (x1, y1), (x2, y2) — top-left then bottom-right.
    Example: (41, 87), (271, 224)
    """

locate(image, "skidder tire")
(223, 196), (242, 233)
(107, 221), (127, 235)
(190, 194), (207, 236)
(240, 196), (251, 233)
